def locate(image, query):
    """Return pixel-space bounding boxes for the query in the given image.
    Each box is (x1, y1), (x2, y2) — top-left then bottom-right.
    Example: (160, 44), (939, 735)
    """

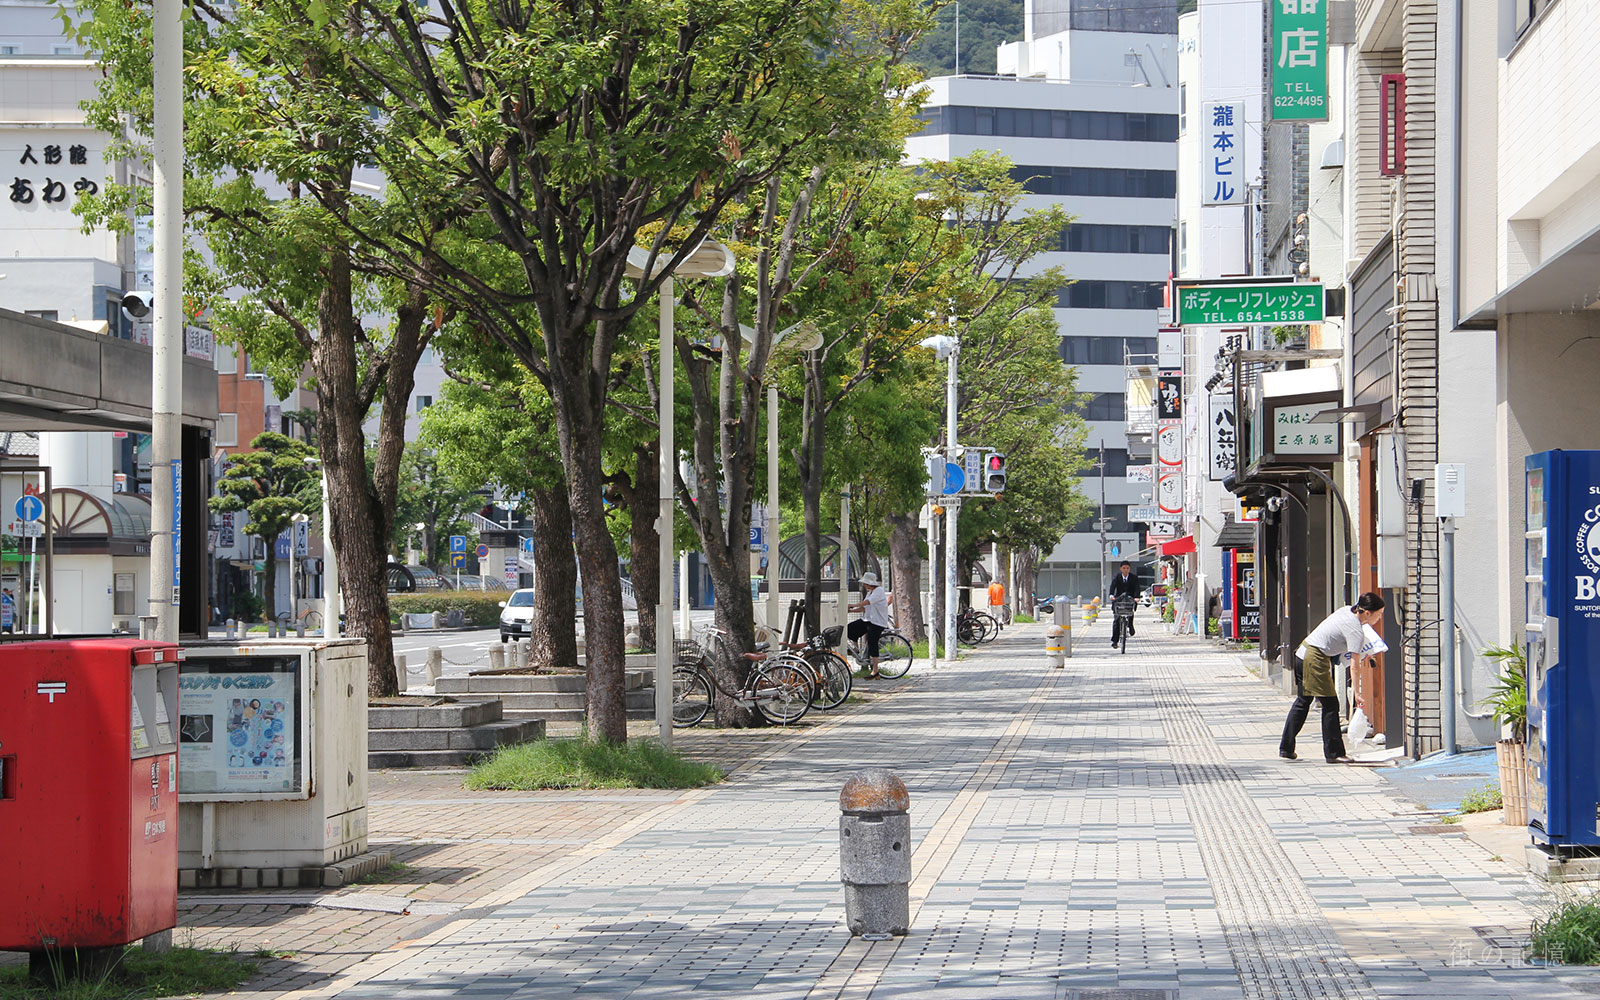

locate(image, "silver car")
(498, 588), (535, 642)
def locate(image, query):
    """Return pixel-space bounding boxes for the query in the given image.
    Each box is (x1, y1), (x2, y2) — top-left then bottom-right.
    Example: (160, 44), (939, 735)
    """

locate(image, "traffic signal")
(984, 451), (1007, 494)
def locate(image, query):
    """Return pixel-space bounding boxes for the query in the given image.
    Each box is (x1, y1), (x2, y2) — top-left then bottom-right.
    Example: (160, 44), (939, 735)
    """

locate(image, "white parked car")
(498, 588), (535, 642)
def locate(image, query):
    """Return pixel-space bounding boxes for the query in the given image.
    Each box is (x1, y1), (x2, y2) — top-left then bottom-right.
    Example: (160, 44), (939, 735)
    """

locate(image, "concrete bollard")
(489, 645), (506, 671)
(1045, 625), (1066, 668)
(1053, 597), (1073, 659)
(839, 769), (912, 939)
(295, 616), (306, 638)
(225, 618), (236, 641)
(426, 647), (443, 685)
(518, 639), (533, 669)
(395, 654), (408, 693)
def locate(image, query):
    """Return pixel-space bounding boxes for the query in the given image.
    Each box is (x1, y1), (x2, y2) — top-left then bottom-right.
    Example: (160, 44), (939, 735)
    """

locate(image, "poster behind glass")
(178, 654), (304, 798)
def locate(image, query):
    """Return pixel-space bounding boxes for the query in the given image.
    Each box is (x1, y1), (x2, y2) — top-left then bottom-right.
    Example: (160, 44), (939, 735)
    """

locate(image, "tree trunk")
(1014, 546), (1037, 616)
(262, 546), (278, 624)
(628, 441), (659, 653)
(887, 513), (925, 642)
(799, 353), (828, 637)
(528, 485), (578, 669)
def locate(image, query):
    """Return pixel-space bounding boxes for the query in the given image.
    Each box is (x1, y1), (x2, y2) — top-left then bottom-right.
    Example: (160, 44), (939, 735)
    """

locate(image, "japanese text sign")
(1177, 282), (1324, 325)
(1157, 371), (1182, 421)
(1202, 101), (1246, 205)
(1271, 0), (1328, 122)
(1209, 393), (1237, 481)
(1271, 402), (1339, 456)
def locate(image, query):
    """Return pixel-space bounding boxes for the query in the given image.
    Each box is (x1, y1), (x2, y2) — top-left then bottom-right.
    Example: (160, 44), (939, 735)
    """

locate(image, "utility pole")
(1095, 440), (1110, 602)
(942, 340), (960, 669)
(148, 0), (182, 642)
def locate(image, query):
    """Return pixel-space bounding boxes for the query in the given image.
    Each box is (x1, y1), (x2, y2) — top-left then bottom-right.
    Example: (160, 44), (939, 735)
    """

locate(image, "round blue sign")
(941, 463), (966, 495)
(14, 494), (43, 523)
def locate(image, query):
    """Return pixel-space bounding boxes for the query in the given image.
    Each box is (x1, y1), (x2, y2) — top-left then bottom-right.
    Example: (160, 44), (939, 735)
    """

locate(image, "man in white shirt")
(847, 572), (891, 679)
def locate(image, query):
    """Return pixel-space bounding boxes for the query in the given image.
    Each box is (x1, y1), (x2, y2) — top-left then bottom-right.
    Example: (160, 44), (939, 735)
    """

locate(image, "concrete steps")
(434, 669), (656, 724)
(368, 698), (545, 769)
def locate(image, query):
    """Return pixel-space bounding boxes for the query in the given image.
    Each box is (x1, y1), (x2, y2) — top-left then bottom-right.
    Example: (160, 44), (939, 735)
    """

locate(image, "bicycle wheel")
(671, 668), (712, 727)
(974, 612), (999, 643)
(752, 660), (812, 725)
(956, 617), (981, 645)
(1120, 619), (1129, 654)
(876, 632), (913, 678)
(805, 649), (852, 710)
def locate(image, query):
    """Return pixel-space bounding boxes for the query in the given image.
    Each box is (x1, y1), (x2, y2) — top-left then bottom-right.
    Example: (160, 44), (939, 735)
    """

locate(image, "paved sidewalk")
(91, 620), (1600, 996)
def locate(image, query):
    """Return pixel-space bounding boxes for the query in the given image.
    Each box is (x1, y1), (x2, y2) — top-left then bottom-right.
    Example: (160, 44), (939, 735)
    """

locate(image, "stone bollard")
(839, 769), (912, 939)
(489, 645), (506, 671)
(625, 624), (641, 650)
(426, 647), (443, 685)
(1053, 597), (1073, 659)
(266, 619), (277, 639)
(395, 654), (408, 693)
(1045, 625), (1066, 668)
(225, 618), (236, 641)
(295, 616), (306, 638)
(518, 639), (533, 669)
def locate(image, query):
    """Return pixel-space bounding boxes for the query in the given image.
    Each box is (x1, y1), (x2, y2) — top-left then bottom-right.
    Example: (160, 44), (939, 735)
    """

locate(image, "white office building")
(904, 0), (1179, 598)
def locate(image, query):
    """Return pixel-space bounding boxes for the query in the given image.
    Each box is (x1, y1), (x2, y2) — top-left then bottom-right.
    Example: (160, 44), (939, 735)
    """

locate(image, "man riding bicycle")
(847, 572), (891, 679)
(1108, 561), (1140, 647)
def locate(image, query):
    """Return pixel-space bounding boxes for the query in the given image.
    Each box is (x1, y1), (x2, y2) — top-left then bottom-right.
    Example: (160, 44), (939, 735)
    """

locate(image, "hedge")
(389, 593), (506, 629)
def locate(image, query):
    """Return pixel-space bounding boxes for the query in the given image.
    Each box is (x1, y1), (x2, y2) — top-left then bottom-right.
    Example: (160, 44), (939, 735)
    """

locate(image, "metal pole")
(1097, 440), (1108, 603)
(656, 276), (675, 747)
(838, 487), (850, 652)
(943, 345), (959, 667)
(323, 470), (339, 638)
(149, 0), (183, 643)
(1440, 517), (1457, 756)
(927, 502), (938, 647)
(766, 382), (781, 638)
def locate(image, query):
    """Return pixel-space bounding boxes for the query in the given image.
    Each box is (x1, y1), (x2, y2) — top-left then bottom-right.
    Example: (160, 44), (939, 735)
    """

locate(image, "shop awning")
(1160, 534), (1196, 556)
(1214, 520), (1256, 548)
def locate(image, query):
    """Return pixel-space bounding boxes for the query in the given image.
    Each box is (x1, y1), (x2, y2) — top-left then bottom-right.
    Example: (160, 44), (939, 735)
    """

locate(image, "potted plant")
(1481, 642), (1530, 826)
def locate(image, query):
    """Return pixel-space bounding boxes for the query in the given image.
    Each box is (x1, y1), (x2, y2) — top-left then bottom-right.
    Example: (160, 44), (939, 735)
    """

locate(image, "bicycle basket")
(1113, 596), (1138, 614)
(673, 639), (704, 666)
(818, 624), (844, 645)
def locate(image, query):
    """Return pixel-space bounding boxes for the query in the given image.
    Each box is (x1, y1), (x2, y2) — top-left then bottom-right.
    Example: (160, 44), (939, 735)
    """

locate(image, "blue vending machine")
(1525, 450), (1600, 848)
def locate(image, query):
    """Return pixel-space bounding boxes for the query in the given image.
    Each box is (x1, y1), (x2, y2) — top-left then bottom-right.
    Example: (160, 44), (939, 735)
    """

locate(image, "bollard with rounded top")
(225, 618), (236, 640)
(1045, 625), (1066, 668)
(489, 645), (506, 671)
(394, 654), (408, 693)
(1053, 597), (1073, 658)
(839, 768), (912, 938)
(426, 647), (443, 685)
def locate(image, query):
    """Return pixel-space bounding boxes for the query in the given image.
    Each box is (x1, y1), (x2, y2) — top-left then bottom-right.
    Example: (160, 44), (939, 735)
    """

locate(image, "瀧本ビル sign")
(1202, 101), (1246, 205)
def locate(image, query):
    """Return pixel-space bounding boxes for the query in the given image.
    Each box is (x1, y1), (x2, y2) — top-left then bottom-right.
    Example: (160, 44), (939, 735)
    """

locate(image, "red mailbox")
(0, 639), (182, 953)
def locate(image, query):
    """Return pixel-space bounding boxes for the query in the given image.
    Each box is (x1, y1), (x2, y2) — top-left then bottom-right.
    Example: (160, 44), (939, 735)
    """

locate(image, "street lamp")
(290, 512), (310, 626)
(625, 241), (735, 748)
(917, 332), (960, 668)
(303, 456), (338, 639)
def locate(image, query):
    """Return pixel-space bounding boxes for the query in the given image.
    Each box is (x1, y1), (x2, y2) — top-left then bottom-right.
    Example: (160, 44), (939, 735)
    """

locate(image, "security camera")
(120, 290), (154, 320)
(917, 334), (959, 360)
(1266, 496), (1285, 513)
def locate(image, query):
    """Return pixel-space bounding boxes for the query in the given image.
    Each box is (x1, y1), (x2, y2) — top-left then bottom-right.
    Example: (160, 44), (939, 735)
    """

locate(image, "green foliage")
(392, 442), (484, 570)
(228, 591), (265, 624)
(909, 0), (1022, 77)
(1161, 601), (1176, 624)
(0, 946), (259, 1000)
(208, 433), (320, 547)
(1459, 783), (1504, 814)
(465, 737), (725, 790)
(1529, 892), (1600, 964)
(1481, 642), (1529, 743)
(1207, 616), (1220, 637)
(388, 594), (506, 629)
(1014, 613), (1035, 624)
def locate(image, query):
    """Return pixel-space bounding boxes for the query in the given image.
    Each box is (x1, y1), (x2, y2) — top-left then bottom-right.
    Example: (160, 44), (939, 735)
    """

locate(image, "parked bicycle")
(671, 626), (818, 727)
(957, 607), (1000, 645)
(820, 624), (913, 679)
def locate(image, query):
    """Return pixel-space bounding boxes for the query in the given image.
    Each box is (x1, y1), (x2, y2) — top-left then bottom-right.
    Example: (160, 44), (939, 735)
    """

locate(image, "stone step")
(504, 706), (657, 723)
(369, 748), (495, 769)
(368, 699), (503, 729)
(436, 669), (652, 695)
(492, 689), (655, 712)
(368, 718), (545, 752)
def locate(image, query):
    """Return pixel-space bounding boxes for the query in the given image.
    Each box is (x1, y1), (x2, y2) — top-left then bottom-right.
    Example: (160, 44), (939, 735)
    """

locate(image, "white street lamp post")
(626, 243), (735, 747)
(149, 0), (182, 642)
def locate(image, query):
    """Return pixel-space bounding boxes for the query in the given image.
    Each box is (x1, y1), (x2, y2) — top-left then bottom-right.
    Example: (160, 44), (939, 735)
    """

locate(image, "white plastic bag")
(1347, 706), (1371, 746)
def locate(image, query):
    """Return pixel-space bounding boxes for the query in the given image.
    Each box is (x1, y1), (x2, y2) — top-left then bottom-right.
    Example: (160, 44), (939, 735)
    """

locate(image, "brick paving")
(9, 619), (1600, 997)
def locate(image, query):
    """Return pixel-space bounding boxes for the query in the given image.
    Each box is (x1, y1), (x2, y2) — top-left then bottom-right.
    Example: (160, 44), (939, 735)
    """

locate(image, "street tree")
(67, 0), (445, 697)
(392, 442), (483, 571)
(344, 0), (913, 741)
(209, 433), (321, 623)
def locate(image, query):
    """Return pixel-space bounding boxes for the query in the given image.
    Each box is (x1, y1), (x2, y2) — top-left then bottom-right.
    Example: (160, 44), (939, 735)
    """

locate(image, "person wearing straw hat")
(847, 571), (891, 679)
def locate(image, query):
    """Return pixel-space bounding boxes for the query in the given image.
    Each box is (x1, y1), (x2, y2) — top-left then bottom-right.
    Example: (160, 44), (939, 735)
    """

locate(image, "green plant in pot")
(1482, 641), (1530, 826)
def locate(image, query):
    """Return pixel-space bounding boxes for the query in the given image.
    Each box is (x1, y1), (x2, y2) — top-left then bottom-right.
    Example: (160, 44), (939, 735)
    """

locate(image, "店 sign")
(1202, 101), (1245, 205)
(1270, 1), (1328, 122)
(1177, 282), (1324, 325)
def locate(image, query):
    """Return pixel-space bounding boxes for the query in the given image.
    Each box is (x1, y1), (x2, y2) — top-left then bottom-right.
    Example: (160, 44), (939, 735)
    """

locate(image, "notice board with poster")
(177, 652), (308, 801)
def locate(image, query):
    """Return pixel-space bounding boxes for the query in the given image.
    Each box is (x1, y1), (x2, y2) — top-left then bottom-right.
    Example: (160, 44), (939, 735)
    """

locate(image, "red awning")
(1160, 534), (1197, 556)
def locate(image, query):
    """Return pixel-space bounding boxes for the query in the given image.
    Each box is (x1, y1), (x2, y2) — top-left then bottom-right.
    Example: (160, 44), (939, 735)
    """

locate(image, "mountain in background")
(908, 1), (1196, 79)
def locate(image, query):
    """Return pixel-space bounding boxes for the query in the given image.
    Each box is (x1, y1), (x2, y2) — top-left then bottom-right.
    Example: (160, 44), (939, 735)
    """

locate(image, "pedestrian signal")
(984, 451), (1007, 494)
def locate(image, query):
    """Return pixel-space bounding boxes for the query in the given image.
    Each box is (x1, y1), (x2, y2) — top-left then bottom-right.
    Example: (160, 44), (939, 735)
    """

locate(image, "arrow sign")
(14, 494), (43, 523)
(942, 463), (966, 495)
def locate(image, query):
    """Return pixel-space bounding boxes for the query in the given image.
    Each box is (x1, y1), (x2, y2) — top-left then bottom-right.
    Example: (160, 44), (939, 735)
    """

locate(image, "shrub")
(465, 737), (724, 790)
(1529, 892), (1600, 965)
(389, 593), (506, 628)
(229, 591), (264, 623)
(1459, 783), (1504, 814)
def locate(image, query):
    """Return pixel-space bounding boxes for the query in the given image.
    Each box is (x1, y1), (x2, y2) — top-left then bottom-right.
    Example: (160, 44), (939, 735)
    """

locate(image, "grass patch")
(464, 737), (724, 791)
(1013, 613), (1036, 624)
(0, 946), (259, 999)
(356, 861), (413, 885)
(1529, 892), (1600, 964)
(1459, 783), (1504, 814)
(1440, 814), (1462, 824)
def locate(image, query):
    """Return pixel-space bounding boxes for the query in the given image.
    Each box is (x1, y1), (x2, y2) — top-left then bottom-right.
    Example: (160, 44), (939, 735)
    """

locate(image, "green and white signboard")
(1270, 1), (1328, 122)
(1177, 282), (1324, 326)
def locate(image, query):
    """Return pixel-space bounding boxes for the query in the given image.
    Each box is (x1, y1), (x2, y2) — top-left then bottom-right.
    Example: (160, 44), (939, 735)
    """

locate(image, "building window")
(1179, 221), (1188, 272)
(52, 46), (76, 56)
(1058, 336), (1157, 366)
(1068, 504), (1134, 535)
(1061, 224), (1172, 254)
(915, 106), (1178, 143)
(415, 395), (433, 412)
(1011, 165), (1176, 199)
(1179, 83), (1187, 135)
(1056, 281), (1167, 310)
(0, 46), (20, 56)
(1081, 393), (1126, 422)
(1380, 74), (1406, 176)
(214, 342), (238, 375)
(23, 310), (58, 322)
(217, 413), (239, 447)
(1516, 0), (1554, 36)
